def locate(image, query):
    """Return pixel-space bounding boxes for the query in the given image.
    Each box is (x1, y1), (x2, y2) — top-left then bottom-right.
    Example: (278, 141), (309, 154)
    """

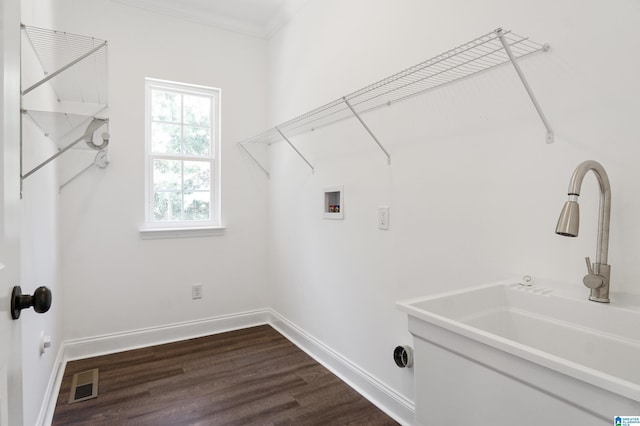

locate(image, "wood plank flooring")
(53, 325), (399, 425)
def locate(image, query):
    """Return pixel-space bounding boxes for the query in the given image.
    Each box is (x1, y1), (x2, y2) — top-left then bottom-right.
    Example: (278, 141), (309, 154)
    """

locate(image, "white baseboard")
(39, 308), (415, 425)
(63, 309), (271, 361)
(37, 345), (66, 426)
(268, 310), (415, 425)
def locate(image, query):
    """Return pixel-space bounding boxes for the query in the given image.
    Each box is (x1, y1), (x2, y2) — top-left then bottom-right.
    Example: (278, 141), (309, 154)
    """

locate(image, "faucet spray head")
(555, 195), (580, 237)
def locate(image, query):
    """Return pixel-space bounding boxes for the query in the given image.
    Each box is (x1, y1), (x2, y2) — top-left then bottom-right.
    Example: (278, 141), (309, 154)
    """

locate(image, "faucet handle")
(584, 257), (594, 274)
(584, 273), (605, 289)
(583, 256), (605, 289)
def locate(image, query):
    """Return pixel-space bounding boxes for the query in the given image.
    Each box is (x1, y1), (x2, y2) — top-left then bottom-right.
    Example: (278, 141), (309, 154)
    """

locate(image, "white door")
(0, 0), (24, 424)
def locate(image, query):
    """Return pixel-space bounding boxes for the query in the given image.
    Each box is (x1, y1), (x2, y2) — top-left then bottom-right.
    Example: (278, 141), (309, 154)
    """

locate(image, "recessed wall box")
(324, 186), (343, 219)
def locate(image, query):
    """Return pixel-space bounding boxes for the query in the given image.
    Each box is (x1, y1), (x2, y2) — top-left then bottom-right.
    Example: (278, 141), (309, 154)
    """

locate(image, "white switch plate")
(192, 283), (203, 299)
(40, 332), (51, 355)
(378, 206), (389, 230)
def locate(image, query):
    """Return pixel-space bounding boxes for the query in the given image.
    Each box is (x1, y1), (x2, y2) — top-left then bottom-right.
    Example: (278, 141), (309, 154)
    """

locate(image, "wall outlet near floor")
(378, 206), (389, 230)
(192, 283), (203, 299)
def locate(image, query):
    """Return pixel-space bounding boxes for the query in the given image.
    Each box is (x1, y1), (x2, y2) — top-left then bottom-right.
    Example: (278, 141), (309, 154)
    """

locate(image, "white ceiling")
(111, 0), (308, 38)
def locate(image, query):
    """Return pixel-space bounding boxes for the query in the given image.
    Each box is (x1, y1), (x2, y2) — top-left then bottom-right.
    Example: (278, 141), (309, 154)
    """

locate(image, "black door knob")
(11, 286), (52, 320)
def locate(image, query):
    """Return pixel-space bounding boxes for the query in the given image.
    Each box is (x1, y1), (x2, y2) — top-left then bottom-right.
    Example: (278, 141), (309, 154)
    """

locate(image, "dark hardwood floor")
(53, 325), (399, 425)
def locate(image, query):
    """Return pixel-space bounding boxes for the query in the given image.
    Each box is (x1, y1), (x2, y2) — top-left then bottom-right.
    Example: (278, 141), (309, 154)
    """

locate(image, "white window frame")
(141, 78), (223, 238)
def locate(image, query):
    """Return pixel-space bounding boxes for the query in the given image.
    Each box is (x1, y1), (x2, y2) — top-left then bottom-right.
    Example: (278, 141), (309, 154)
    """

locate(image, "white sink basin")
(398, 280), (640, 424)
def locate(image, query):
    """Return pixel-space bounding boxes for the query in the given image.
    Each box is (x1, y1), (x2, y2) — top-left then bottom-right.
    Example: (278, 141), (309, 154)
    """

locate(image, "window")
(144, 78), (221, 231)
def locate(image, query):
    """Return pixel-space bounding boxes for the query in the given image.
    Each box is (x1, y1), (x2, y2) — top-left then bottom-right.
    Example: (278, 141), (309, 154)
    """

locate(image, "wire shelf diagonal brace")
(21, 40), (107, 96)
(275, 126), (315, 174)
(343, 97), (391, 165)
(238, 142), (270, 178)
(496, 28), (554, 143)
(22, 118), (109, 180)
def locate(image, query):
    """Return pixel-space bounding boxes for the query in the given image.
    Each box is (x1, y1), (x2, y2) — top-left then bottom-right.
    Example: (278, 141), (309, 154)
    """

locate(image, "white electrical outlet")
(378, 206), (389, 230)
(192, 284), (203, 299)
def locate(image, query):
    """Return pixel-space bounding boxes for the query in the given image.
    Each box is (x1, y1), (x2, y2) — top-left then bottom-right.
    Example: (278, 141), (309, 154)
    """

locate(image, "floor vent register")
(68, 368), (99, 404)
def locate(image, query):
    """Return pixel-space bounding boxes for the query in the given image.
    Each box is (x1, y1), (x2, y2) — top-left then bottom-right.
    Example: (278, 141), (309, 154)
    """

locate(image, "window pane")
(183, 191), (210, 220)
(153, 191), (182, 221)
(183, 161), (210, 191)
(183, 126), (210, 156)
(146, 79), (218, 225)
(151, 122), (181, 154)
(183, 94), (210, 126)
(153, 159), (182, 190)
(152, 90), (181, 122)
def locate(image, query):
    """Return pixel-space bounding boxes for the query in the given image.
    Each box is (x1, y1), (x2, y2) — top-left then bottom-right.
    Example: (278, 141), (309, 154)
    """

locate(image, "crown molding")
(111, 0), (308, 39)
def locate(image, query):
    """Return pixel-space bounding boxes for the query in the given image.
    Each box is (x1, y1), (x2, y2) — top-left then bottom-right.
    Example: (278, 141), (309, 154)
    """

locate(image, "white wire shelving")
(20, 24), (110, 193)
(239, 28), (552, 177)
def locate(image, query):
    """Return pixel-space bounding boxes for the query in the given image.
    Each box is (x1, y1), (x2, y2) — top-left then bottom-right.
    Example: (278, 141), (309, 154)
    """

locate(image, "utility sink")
(398, 280), (640, 425)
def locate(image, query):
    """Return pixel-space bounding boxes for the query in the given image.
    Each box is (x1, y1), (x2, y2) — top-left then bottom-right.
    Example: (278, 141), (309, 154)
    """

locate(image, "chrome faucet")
(555, 160), (612, 303)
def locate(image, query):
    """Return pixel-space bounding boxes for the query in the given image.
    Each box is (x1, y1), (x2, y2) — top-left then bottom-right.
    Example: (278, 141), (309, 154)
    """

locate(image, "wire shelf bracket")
(343, 97), (391, 165)
(22, 117), (109, 180)
(496, 29), (553, 144)
(239, 27), (553, 176)
(21, 39), (107, 97)
(238, 142), (270, 178)
(58, 151), (109, 192)
(276, 126), (315, 174)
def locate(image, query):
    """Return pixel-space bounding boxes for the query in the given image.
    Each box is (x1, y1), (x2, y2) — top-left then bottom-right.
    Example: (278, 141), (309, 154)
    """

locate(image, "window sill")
(139, 226), (226, 240)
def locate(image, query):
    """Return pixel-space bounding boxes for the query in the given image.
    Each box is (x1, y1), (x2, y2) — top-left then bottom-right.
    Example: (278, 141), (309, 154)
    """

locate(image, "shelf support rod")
(343, 97), (391, 164)
(275, 126), (314, 174)
(22, 119), (108, 180)
(496, 28), (554, 144)
(58, 161), (95, 192)
(58, 152), (108, 192)
(21, 41), (107, 96)
(22, 133), (87, 180)
(238, 142), (270, 178)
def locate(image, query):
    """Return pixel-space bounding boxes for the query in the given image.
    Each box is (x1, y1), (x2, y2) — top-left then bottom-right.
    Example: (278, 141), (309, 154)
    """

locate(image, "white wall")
(53, 0), (271, 341)
(267, 0), (640, 409)
(19, 2), (63, 425)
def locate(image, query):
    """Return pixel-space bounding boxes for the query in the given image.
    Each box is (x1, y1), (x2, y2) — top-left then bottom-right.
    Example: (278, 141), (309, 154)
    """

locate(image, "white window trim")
(141, 78), (223, 238)
(140, 226), (226, 240)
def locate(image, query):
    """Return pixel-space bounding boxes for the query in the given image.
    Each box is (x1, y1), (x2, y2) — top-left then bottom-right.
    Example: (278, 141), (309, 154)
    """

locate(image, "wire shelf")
(21, 25), (108, 105)
(239, 28), (551, 175)
(20, 25), (110, 189)
(24, 109), (105, 149)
